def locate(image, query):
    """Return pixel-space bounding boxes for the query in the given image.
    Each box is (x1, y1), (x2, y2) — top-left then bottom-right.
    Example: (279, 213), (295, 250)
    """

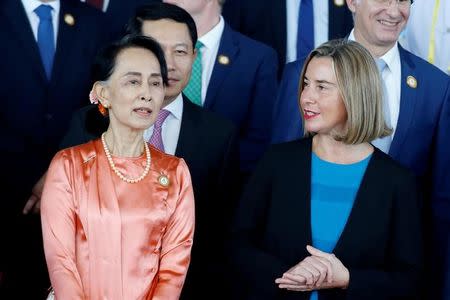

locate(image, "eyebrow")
(316, 80), (336, 85)
(304, 76), (336, 85)
(122, 72), (162, 78)
(174, 43), (189, 48)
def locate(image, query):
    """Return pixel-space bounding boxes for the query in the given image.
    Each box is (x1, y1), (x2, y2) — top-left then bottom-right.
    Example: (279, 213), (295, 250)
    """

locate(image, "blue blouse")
(309, 152), (371, 300)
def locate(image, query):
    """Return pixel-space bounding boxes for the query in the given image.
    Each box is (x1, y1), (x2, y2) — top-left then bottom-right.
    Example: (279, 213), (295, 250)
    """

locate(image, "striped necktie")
(148, 109), (171, 152)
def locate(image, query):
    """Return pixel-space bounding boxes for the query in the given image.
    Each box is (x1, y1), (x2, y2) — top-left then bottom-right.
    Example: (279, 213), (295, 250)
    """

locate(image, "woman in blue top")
(230, 39), (423, 300)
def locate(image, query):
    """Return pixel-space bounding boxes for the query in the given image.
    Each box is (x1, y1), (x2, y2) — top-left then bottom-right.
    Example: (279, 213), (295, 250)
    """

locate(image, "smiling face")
(300, 57), (348, 137)
(142, 19), (196, 106)
(347, 0), (410, 53)
(98, 47), (165, 133)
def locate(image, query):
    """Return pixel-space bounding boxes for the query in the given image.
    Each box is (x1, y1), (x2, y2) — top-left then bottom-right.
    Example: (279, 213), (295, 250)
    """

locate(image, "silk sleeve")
(152, 158), (195, 300)
(41, 151), (85, 300)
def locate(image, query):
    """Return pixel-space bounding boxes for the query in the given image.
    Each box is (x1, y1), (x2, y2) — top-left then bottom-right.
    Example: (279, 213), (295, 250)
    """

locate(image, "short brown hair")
(298, 39), (392, 144)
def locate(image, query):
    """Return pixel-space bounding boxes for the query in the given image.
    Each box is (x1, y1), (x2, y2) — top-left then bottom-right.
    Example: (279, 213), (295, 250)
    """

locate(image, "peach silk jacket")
(41, 139), (195, 300)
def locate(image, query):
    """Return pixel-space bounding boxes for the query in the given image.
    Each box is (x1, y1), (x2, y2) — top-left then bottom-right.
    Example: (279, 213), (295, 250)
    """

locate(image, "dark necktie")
(35, 5), (55, 80)
(297, 0), (314, 59)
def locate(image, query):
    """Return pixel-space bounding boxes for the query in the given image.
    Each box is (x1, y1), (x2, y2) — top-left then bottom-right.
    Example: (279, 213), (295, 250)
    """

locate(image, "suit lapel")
(273, 0), (286, 64)
(333, 151), (381, 258)
(204, 24), (239, 109)
(289, 139), (313, 257)
(389, 46), (419, 159)
(3, 0), (47, 82)
(175, 96), (201, 161)
(50, 0), (78, 86)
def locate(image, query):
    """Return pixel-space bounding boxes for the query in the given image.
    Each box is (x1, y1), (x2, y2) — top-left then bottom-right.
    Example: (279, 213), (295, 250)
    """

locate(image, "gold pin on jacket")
(406, 75), (417, 88)
(158, 174), (170, 187)
(334, 0), (345, 7)
(218, 55), (230, 65)
(64, 14), (75, 26)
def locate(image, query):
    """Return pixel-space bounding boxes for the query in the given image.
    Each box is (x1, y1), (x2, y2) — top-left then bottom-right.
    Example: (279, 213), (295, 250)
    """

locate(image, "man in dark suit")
(0, 0), (108, 298)
(164, 0), (279, 176)
(60, 3), (239, 299)
(272, 0), (450, 298)
(222, 0), (353, 73)
(84, 0), (161, 38)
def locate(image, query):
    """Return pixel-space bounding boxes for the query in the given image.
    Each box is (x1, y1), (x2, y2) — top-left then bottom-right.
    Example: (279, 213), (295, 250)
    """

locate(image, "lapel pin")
(334, 0), (345, 6)
(218, 55), (230, 65)
(158, 174), (170, 187)
(406, 75), (417, 89)
(64, 14), (75, 26)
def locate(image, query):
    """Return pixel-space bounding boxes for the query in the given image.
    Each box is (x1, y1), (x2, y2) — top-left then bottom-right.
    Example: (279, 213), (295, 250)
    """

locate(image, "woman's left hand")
(275, 245), (350, 291)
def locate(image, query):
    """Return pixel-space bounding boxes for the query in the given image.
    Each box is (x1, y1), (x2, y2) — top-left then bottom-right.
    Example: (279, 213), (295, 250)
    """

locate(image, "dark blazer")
(271, 45), (450, 299)
(204, 23), (278, 173)
(104, 0), (160, 39)
(0, 0), (107, 208)
(60, 96), (239, 300)
(231, 138), (423, 300)
(222, 0), (353, 70)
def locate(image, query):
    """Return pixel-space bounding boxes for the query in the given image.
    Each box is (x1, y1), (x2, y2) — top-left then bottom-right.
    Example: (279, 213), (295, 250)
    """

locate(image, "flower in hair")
(89, 90), (99, 104)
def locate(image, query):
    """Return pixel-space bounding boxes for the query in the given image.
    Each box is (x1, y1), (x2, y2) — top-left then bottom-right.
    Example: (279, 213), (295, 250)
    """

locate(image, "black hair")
(91, 34), (168, 85)
(126, 3), (198, 50)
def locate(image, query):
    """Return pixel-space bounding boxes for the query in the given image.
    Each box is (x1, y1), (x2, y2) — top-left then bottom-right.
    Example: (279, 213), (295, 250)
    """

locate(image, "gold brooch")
(334, 0), (345, 6)
(406, 75), (417, 89)
(218, 55), (230, 65)
(158, 174), (170, 187)
(64, 14), (75, 26)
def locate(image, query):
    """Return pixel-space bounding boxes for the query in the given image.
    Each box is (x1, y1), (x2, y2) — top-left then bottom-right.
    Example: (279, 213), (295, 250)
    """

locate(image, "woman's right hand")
(275, 245), (349, 291)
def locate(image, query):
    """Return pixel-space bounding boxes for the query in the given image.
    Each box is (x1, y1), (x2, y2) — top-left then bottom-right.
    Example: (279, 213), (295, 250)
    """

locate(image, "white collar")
(22, 0), (60, 15)
(163, 93), (183, 120)
(348, 29), (399, 71)
(198, 15), (225, 50)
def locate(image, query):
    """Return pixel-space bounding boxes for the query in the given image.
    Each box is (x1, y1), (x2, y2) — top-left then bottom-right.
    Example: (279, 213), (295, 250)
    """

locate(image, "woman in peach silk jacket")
(41, 35), (195, 300)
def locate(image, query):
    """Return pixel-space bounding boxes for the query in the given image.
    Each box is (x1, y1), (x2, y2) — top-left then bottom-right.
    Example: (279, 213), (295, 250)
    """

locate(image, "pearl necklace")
(101, 133), (151, 184)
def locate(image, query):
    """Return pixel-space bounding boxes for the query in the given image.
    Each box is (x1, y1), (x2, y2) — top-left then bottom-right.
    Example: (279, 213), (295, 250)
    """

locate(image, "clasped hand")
(275, 245), (349, 292)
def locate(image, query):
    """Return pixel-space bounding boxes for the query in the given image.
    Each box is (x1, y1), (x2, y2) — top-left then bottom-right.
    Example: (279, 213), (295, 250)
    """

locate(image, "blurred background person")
(223, 0), (353, 76)
(41, 35), (195, 299)
(164, 0), (278, 179)
(400, 0), (450, 75)
(231, 39), (423, 300)
(0, 0), (108, 297)
(81, 0), (160, 38)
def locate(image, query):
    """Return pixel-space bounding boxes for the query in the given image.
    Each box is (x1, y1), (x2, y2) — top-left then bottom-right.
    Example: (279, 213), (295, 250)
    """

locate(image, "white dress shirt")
(286, 0), (329, 63)
(400, 0), (450, 74)
(79, 0), (110, 12)
(350, 30), (402, 138)
(21, 0), (60, 45)
(198, 16), (225, 104)
(143, 94), (183, 156)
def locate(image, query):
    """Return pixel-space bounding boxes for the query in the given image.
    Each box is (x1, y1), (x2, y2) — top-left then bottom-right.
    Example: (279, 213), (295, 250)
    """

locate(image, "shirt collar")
(22, 0), (60, 16)
(163, 93), (183, 120)
(198, 15), (225, 50)
(348, 28), (399, 72)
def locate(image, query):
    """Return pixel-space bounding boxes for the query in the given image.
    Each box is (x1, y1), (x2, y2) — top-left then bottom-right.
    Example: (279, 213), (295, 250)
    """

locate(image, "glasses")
(372, 0), (413, 7)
